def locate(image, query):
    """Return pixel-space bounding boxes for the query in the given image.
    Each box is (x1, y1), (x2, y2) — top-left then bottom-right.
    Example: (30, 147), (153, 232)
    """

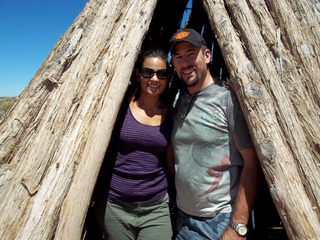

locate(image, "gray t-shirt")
(171, 82), (253, 217)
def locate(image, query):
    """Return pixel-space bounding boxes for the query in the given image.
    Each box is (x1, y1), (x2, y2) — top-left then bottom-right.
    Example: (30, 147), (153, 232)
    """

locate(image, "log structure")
(0, 0), (160, 239)
(0, 0), (319, 239)
(202, 1), (320, 239)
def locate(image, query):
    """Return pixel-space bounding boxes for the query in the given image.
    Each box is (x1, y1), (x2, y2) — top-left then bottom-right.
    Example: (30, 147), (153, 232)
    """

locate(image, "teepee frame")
(0, 0), (319, 239)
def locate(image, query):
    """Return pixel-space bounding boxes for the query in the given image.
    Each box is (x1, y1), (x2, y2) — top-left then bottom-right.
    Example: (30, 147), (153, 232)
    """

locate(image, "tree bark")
(0, 0), (157, 239)
(203, 0), (320, 239)
(1, 0), (320, 239)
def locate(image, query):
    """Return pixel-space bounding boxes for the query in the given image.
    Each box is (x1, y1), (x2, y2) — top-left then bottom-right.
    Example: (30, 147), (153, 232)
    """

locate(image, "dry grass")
(0, 97), (15, 118)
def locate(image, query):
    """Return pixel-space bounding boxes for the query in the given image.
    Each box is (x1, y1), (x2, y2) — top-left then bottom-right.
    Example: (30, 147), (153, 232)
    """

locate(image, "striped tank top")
(108, 105), (172, 203)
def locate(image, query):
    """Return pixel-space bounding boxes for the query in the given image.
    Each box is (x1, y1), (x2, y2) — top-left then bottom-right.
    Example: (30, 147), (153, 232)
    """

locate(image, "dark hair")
(127, 48), (174, 106)
(135, 48), (170, 71)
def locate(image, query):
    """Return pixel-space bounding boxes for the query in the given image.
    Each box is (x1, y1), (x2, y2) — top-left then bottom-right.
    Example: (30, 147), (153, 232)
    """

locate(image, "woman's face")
(138, 57), (169, 97)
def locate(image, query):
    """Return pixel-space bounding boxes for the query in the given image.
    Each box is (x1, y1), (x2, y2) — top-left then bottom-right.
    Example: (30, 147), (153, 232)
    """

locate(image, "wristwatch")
(229, 220), (248, 237)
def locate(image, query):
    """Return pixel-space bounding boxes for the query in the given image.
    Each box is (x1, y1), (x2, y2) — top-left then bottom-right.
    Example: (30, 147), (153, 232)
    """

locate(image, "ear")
(204, 49), (211, 64)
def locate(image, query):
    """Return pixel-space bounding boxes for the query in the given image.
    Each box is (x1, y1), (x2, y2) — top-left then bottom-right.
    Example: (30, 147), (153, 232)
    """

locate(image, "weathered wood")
(1, 0), (320, 239)
(203, 0), (320, 239)
(0, 0), (158, 239)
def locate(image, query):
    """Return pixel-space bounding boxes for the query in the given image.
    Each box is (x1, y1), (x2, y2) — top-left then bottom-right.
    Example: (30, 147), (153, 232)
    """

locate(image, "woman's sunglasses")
(140, 68), (169, 80)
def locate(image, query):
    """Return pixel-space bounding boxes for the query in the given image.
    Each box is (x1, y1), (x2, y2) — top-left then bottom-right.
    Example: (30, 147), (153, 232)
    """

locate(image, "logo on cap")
(173, 31), (190, 40)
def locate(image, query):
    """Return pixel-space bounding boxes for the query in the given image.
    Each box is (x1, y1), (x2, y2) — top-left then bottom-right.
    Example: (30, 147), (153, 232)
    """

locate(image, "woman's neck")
(136, 95), (161, 109)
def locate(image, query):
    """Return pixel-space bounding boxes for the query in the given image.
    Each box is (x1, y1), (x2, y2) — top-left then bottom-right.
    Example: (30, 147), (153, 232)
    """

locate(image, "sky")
(0, 0), (88, 97)
(0, 0), (191, 97)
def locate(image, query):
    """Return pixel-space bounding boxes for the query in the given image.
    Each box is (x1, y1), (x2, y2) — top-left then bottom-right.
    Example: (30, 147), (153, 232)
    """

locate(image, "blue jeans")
(175, 208), (231, 240)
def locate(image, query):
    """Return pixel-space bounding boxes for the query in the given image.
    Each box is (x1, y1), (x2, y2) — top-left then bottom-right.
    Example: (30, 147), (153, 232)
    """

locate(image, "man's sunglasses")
(140, 68), (169, 80)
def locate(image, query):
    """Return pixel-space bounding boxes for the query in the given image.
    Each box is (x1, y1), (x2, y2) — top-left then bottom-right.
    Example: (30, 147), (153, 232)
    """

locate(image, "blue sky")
(0, 0), (88, 97)
(0, 0), (191, 97)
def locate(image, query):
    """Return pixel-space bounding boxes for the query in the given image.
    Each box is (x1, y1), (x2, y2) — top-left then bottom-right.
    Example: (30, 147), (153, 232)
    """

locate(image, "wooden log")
(203, 0), (320, 239)
(0, 0), (158, 239)
(1, 0), (320, 239)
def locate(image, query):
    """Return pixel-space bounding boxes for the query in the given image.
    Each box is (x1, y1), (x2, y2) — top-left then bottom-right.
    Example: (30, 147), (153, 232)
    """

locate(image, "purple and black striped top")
(108, 105), (172, 204)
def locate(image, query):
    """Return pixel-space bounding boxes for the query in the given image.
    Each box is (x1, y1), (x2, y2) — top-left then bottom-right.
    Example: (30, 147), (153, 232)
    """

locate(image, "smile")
(147, 84), (160, 89)
(182, 67), (195, 75)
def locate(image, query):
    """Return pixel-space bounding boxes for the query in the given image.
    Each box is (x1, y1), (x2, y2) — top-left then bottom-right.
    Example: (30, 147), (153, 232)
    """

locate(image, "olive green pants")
(101, 195), (172, 240)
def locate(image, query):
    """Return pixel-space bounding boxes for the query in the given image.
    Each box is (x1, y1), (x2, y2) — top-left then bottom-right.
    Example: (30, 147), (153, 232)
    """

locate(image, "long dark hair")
(127, 48), (174, 107)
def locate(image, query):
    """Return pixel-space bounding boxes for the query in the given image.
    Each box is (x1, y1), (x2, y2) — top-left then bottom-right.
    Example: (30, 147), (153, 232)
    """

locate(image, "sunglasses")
(140, 68), (169, 80)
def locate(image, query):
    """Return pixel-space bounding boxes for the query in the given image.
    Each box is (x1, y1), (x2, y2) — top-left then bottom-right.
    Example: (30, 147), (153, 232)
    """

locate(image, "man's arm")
(222, 146), (263, 239)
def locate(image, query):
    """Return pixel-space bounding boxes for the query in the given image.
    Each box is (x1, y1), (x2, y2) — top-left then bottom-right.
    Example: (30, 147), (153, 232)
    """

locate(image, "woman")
(95, 48), (175, 240)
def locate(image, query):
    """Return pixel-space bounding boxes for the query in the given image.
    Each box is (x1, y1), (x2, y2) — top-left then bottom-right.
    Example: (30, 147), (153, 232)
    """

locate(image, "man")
(169, 28), (262, 239)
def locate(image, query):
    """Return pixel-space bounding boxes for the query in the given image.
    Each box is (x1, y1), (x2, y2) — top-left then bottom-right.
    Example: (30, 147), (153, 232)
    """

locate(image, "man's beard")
(182, 75), (199, 88)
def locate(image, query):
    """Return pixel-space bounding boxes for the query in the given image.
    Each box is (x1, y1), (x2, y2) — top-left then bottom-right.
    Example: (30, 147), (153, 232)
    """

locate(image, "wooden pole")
(0, 0), (158, 239)
(203, 0), (320, 239)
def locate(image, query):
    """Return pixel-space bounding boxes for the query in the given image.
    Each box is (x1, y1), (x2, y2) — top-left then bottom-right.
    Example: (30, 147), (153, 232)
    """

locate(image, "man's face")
(171, 42), (210, 91)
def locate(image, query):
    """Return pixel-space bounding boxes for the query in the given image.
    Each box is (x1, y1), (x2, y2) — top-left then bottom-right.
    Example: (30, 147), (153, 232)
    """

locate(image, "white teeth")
(148, 85), (159, 88)
(183, 69), (193, 74)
